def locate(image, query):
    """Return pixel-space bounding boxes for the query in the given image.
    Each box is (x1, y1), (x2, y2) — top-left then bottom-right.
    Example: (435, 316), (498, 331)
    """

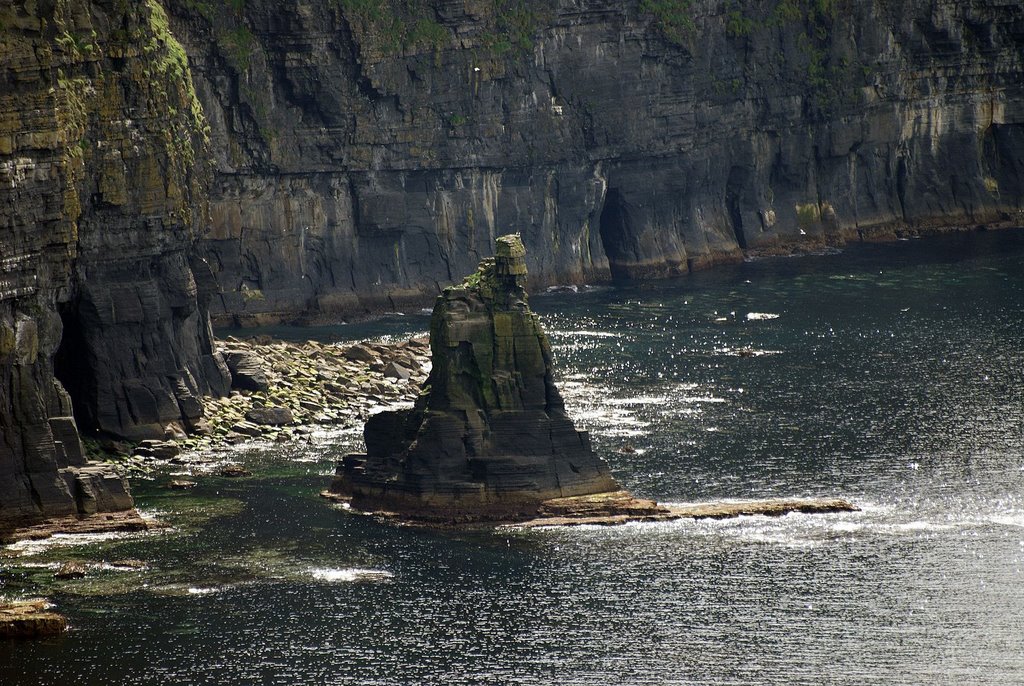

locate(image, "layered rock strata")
(0, 600), (68, 639)
(0, 0), (226, 530)
(165, 0), (1024, 324)
(329, 235), (622, 520)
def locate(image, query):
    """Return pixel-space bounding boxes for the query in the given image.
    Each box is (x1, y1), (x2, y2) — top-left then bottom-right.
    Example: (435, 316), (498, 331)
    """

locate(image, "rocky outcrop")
(0, 0), (227, 530)
(515, 495), (860, 528)
(164, 0), (1024, 324)
(328, 235), (621, 520)
(0, 600), (68, 639)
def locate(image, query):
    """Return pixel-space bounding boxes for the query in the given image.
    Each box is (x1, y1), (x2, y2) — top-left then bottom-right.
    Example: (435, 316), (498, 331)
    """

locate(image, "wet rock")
(230, 421), (264, 438)
(134, 440), (181, 460)
(0, 600), (68, 639)
(164, 424), (188, 441)
(168, 480), (197, 490)
(109, 559), (147, 570)
(0, 511), (159, 545)
(245, 406), (294, 426)
(218, 464), (251, 478)
(329, 235), (620, 520)
(54, 562), (88, 580)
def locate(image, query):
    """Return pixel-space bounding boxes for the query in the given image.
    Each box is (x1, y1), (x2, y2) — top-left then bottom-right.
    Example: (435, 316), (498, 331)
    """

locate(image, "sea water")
(2, 231), (1023, 685)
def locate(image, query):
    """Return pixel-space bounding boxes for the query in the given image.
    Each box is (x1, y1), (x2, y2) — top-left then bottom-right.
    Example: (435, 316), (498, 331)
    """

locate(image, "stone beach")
(99, 334), (432, 477)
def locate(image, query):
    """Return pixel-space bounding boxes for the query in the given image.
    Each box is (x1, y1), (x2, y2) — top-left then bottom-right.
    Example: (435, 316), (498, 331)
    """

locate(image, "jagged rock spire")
(329, 234), (619, 520)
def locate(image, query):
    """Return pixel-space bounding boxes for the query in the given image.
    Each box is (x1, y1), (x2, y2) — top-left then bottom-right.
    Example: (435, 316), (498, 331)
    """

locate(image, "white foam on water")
(987, 513), (1024, 529)
(605, 395), (670, 406)
(187, 587), (220, 596)
(6, 531), (138, 555)
(713, 346), (783, 357)
(746, 312), (780, 321)
(550, 330), (620, 338)
(309, 567), (394, 583)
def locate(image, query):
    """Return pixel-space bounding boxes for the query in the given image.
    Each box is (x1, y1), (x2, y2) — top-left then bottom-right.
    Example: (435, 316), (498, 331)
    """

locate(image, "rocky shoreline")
(91, 334), (432, 478)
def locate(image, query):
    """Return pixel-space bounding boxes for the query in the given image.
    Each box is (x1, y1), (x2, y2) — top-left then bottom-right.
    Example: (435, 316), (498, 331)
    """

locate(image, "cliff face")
(0, 0), (227, 528)
(166, 0), (1024, 324)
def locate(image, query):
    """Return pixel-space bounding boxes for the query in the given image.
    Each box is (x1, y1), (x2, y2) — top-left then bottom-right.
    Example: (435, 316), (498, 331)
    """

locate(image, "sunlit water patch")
(309, 567), (394, 583)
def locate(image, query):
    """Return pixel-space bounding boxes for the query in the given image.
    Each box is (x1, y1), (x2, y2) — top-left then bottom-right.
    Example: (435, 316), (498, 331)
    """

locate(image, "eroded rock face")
(0, 0), (226, 529)
(165, 0), (1024, 324)
(330, 235), (619, 519)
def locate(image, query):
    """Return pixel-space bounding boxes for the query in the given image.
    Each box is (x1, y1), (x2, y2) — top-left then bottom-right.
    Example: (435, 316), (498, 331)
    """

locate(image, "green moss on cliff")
(641, 0), (695, 44)
(147, 0), (208, 134)
(339, 0), (449, 54)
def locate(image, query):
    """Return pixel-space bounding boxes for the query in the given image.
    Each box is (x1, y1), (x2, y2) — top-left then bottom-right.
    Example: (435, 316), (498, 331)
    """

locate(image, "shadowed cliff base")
(325, 235), (855, 526)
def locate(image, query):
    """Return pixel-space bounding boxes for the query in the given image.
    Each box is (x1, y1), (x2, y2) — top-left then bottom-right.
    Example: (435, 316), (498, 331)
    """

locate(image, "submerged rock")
(328, 235), (623, 521)
(54, 562), (88, 580)
(218, 464), (251, 478)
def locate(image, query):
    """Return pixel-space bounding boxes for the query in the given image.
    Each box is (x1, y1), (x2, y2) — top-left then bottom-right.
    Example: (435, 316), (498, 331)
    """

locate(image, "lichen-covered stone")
(329, 235), (619, 520)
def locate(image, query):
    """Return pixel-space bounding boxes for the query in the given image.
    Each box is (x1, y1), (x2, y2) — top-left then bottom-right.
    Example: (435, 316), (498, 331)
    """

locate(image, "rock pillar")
(330, 235), (620, 520)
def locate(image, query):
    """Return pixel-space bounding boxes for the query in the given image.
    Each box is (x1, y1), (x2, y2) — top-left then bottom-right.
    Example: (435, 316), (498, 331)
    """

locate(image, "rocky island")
(327, 235), (856, 525)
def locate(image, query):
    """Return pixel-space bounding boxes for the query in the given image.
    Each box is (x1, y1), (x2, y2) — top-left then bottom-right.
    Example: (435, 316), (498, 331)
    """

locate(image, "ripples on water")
(3, 232), (1024, 684)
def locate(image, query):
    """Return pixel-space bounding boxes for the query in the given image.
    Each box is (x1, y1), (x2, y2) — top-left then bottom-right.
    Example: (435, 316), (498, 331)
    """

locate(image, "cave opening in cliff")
(54, 301), (98, 435)
(598, 188), (633, 282)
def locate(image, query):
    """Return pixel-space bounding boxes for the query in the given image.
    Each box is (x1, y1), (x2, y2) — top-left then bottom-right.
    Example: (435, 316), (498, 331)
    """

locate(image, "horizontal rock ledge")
(0, 510), (161, 545)
(321, 490), (858, 528)
(0, 600), (68, 639)
(513, 495), (860, 528)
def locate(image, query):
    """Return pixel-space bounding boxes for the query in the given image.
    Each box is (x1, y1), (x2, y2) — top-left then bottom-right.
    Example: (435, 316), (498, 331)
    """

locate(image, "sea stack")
(328, 234), (624, 520)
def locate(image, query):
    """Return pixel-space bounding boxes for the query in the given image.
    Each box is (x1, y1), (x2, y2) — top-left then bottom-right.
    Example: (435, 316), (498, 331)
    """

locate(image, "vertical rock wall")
(165, 0), (1024, 324)
(0, 0), (227, 528)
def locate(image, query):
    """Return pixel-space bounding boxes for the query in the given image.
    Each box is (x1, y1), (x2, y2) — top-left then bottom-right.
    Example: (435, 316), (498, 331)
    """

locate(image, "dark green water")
(3, 232), (1024, 685)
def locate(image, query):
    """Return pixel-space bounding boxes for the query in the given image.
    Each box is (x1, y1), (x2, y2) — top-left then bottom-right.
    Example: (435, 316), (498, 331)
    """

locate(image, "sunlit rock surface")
(0, 600), (67, 639)
(329, 235), (621, 520)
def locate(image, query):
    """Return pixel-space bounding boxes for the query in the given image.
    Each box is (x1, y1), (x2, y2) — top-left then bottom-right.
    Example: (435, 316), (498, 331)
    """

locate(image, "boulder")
(245, 405), (294, 426)
(230, 421), (264, 437)
(54, 562), (88, 580)
(344, 343), (379, 363)
(382, 361), (411, 380)
(134, 440), (181, 460)
(223, 350), (269, 392)
(219, 464), (251, 478)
